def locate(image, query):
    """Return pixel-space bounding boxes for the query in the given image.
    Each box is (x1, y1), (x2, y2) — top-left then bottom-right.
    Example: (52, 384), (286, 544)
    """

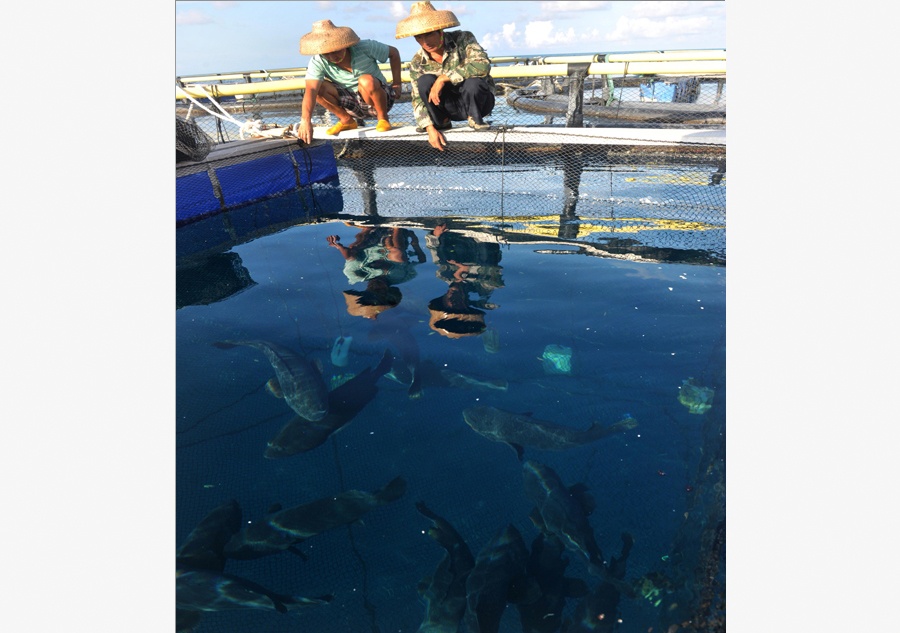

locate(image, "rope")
(177, 83), (266, 140)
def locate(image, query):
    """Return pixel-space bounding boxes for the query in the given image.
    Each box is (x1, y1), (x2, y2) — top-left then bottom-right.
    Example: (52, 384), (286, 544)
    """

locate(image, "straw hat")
(300, 20), (360, 55)
(395, 1), (460, 39)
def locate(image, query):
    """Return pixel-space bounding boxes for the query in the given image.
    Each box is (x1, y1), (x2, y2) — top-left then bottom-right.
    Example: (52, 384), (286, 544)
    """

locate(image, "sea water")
(176, 198), (725, 632)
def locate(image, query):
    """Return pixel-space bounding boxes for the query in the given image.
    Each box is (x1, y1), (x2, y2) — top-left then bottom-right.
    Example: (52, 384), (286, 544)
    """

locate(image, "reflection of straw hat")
(428, 297), (486, 338)
(395, 1), (460, 39)
(300, 20), (360, 55)
(343, 288), (401, 319)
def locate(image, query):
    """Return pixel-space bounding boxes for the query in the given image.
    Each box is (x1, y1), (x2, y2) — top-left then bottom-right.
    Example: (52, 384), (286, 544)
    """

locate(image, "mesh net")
(176, 59), (725, 260)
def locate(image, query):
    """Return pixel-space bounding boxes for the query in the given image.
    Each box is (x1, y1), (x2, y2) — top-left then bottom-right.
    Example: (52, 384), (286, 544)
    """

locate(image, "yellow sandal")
(326, 120), (359, 135)
(375, 119), (392, 132)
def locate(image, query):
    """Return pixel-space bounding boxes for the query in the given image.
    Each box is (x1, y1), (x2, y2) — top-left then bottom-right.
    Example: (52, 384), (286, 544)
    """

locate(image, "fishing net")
(176, 116), (214, 163)
(175, 58), (725, 263)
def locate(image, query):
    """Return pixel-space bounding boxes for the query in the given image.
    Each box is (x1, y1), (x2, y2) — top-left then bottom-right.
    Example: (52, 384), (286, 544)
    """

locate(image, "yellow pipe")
(606, 50), (726, 62)
(176, 61), (724, 99)
(538, 55), (601, 64)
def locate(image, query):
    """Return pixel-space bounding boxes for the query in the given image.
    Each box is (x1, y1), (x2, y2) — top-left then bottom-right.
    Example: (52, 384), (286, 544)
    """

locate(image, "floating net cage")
(175, 53), (726, 633)
(176, 59), (725, 263)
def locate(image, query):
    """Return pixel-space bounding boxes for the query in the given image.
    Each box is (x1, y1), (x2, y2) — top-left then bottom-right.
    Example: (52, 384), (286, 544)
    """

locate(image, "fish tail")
(374, 349), (394, 377)
(376, 475), (407, 503)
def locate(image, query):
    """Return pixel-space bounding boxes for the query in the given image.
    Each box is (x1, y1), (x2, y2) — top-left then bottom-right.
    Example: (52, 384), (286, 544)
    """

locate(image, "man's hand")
(428, 75), (450, 106)
(298, 119), (314, 144)
(426, 125), (447, 151)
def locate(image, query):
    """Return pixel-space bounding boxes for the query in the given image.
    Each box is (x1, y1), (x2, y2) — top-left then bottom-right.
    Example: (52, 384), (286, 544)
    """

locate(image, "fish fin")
(287, 546), (308, 561)
(508, 443), (525, 461)
(568, 484), (595, 515)
(272, 599), (288, 614)
(267, 503), (283, 514)
(376, 476), (407, 503)
(375, 349), (394, 376)
(417, 577), (432, 595)
(528, 507), (546, 531)
(265, 377), (284, 399)
(415, 501), (438, 521)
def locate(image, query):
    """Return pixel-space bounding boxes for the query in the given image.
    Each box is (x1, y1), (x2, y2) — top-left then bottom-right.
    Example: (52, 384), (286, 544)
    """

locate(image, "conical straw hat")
(395, 1), (460, 39)
(300, 19), (360, 55)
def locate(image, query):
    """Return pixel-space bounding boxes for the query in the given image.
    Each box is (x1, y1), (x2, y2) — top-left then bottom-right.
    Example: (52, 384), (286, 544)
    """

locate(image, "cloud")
(211, 1), (237, 8)
(389, 1), (406, 18)
(539, 1), (612, 15)
(632, 1), (723, 18)
(481, 22), (519, 52)
(524, 21), (576, 48)
(176, 10), (213, 26)
(606, 15), (712, 42)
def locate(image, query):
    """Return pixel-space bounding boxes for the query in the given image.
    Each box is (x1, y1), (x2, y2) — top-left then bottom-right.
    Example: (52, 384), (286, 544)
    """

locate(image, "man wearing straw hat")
(297, 20), (402, 142)
(396, 2), (495, 151)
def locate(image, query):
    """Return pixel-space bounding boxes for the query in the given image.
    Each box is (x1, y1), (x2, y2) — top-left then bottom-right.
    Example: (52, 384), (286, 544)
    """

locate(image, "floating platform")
(310, 122), (725, 147)
(176, 137), (339, 226)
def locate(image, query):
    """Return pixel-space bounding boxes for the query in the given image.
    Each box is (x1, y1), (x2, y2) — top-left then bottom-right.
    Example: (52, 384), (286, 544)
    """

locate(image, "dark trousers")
(417, 75), (495, 124)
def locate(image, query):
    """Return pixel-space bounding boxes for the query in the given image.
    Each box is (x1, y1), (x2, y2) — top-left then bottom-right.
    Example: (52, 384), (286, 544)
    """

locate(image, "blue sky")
(176, 1), (726, 76)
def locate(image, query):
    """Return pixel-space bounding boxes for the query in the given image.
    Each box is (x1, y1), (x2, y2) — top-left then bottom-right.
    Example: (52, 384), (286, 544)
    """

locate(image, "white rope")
(177, 84), (263, 140)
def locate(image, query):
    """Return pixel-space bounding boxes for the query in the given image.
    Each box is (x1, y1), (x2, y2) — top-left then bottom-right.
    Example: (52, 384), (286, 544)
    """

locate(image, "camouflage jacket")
(408, 30), (494, 129)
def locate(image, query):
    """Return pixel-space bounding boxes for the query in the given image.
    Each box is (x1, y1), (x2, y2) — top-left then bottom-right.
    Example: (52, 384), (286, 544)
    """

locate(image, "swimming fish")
(213, 339), (329, 421)
(464, 524), (536, 633)
(517, 533), (589, 633)
(175, 500), (332, 631)
(368, 313), (424, 398)
(414, 501), (475, 633)
(223, 476), (407, 560)
(176, 499), (242, 574)
(176, 569), (333, 615)
(561, 533), (635, 632)
(522, 460), (605, 576)
(462, 406), (637, 461)
(264, 349), (394, 458)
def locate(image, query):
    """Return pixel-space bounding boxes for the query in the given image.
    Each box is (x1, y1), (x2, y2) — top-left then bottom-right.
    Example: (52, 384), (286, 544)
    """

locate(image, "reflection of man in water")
(328, 224), (426, 320)
(328, 225), (426, 286)
(425, 220), (504, 338)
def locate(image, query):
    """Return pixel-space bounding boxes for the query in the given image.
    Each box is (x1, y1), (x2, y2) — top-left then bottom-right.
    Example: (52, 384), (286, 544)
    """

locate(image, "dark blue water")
(176, 202), (725, 632)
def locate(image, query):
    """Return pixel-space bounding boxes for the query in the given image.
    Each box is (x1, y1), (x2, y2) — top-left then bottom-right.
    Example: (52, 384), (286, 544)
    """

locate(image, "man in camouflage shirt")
(397, 2), (495, 151)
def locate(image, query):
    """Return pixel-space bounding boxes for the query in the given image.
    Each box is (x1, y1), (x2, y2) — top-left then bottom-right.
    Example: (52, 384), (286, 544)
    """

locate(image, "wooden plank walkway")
(311, 123), (724, 147)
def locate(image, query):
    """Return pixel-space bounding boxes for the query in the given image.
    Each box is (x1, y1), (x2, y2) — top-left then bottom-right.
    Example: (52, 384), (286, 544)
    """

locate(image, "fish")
(175, 500), (332, 631)
(368, 313), (424, 398)
(264, 349), (394, 458)
(414, 501), (476, 633)
(463, 524), (536, 633)
(517, 533), (589, 633)
(223, 476), (407, 560)
(463, 406), (637, 461)
(522, 460), (605, 576)
(176, 499), (242, 574)
(213, 339), (329, 421)
(176, 569), (333, 614)
(562, 533), (635, 632)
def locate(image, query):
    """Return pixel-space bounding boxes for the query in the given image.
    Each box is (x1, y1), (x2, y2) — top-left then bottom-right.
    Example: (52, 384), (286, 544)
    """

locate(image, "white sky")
(175, 1), (726, 76)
